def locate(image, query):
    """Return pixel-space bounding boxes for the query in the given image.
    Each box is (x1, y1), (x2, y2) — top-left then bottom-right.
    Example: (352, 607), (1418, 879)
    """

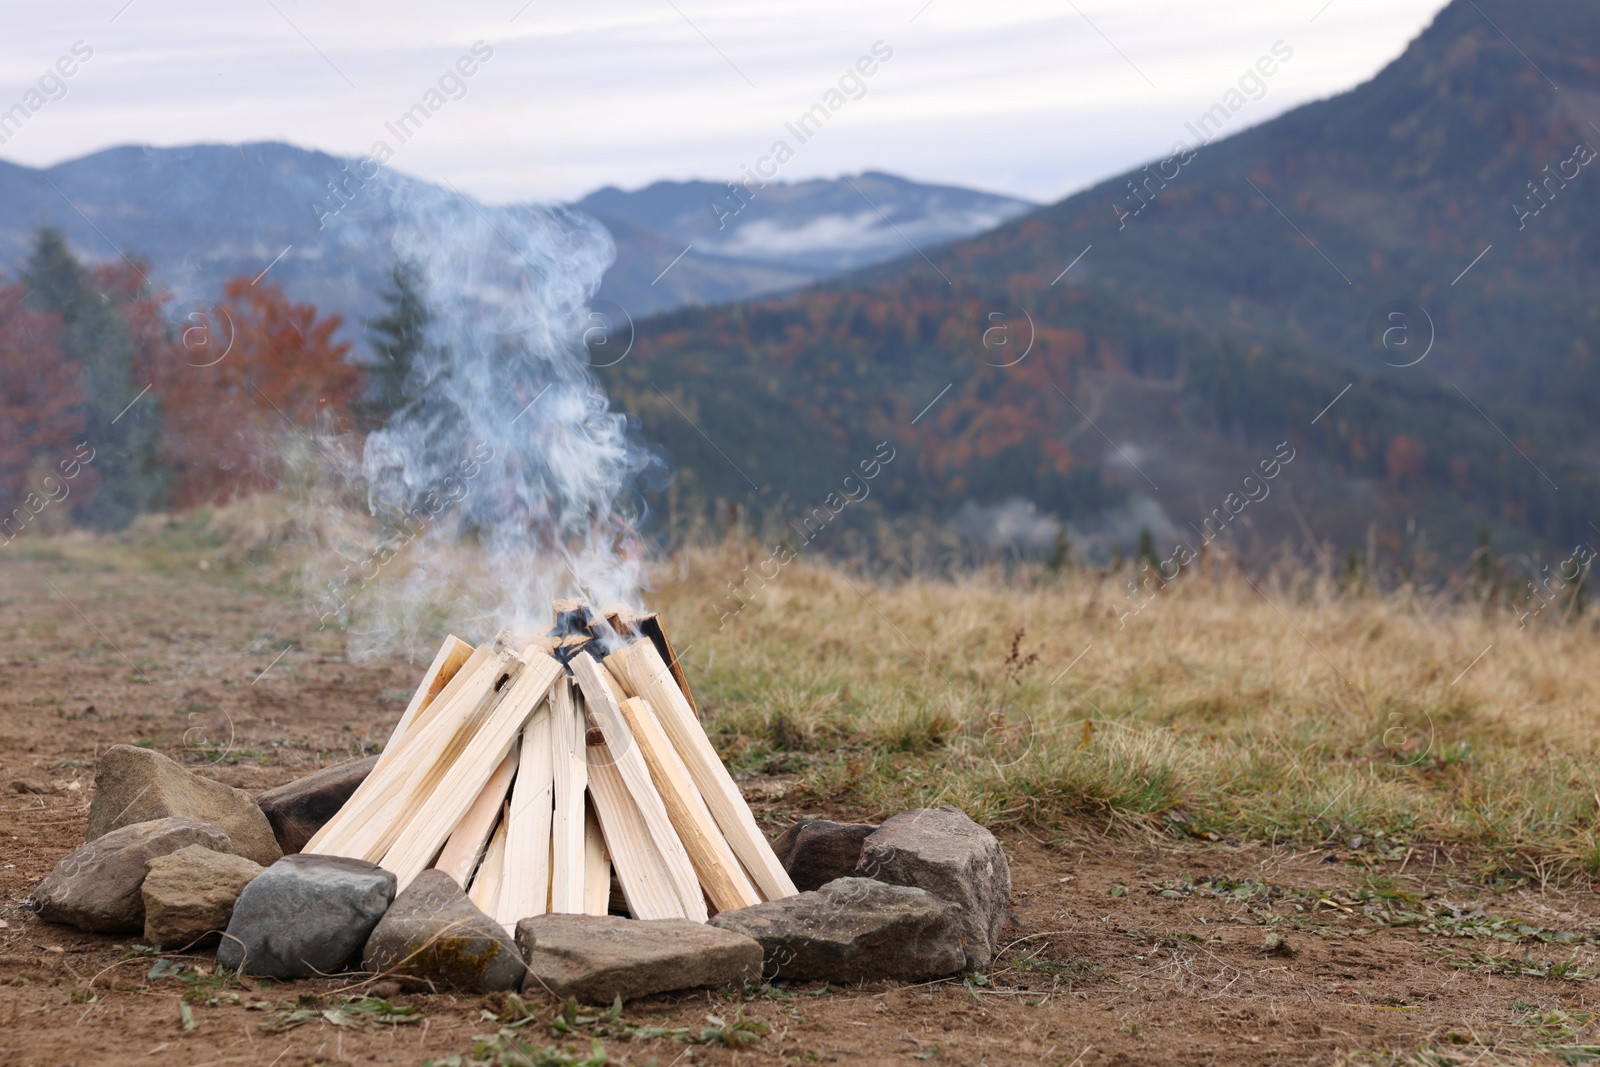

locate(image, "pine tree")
(360, 260), (434, 428)
(22, 229), (166, 529)
(1136, 526), (1158, 571)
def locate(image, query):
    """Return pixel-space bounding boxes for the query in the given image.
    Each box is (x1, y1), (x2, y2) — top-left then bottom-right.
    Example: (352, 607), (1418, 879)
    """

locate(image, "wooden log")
(569, 654), (705, 920)
(638, 614), (700, 718)
(467, 804), (509, 914)
(385, 635), (478, 756)
(584, 738), (688, 920)
(302, 636), (481, 854)
(382, 650), (562, 890)
(549, 679), (587, 913)
(255, 755), (378, 855)
(611, 687), (760, 912)
(576, 646), (755, 915)
(600, 608), (699, 717)
(349, 653), (515, 863)
(551, 597), (590, 630)
(498, 698), (554, 926)
(433, 738), (520, 886)
(604, 640), (797, 901)
(582, 804), (610, 916)
(305, 645), (520, 858)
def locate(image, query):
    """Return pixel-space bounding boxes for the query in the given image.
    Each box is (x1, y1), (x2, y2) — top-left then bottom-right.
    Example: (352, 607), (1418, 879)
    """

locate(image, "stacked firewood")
(305, 603), (796, 924)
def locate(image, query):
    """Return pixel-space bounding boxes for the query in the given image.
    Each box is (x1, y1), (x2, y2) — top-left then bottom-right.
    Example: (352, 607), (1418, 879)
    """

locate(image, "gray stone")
(142, 845), (265, 950)
(772, 819), (878, 892)
(255, 756), (378, 855)
(363, 870), (524, 993)
(855, 806), (1010, 969)
(31, 817), (233, 934)
(219, 854), (395, 978)
(87, 745), (283, 867)
(708, 877), (964, 983)
(516, 914), (761, 1004)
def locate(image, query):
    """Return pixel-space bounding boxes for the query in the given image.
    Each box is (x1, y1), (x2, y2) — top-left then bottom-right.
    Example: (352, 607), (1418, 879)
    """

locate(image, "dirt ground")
(4, 554), (1600, 1066)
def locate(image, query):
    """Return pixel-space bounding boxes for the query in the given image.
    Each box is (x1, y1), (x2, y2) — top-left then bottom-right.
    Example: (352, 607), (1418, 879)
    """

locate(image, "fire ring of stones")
(26, 603), (1011, 999)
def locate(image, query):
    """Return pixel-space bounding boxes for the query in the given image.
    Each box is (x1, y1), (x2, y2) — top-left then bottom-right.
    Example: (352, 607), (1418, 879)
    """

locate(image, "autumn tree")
(151, 277), (361, 507)
(0, 284), (85, 503)
(1385, 434), (1426, 488)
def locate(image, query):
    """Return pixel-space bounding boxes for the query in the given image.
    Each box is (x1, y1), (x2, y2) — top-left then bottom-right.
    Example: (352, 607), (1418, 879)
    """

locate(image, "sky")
(0, 0), (1449, 206)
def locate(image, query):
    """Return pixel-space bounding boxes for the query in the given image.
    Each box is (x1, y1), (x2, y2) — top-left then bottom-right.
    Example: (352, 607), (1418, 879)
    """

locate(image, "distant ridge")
(0, 144), (1034, 328)
(593, 0), (1600, 566)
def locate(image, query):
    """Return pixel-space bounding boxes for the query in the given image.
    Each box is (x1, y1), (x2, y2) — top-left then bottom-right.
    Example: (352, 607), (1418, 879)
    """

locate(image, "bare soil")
(3, 554), (1599, 1066)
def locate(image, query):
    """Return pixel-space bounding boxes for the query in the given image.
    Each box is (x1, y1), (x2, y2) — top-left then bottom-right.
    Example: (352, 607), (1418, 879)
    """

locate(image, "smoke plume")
(304, 173), (657, 657)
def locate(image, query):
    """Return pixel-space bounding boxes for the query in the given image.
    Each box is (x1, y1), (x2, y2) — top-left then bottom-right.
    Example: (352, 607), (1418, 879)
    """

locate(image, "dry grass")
(649, 541), (1600, 883)
(34, 502), (1600, 884)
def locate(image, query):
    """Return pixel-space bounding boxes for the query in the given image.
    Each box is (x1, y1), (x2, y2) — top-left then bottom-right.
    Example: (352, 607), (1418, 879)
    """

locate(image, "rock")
(142, 845), (264, 949)
(255, 756), (378, 855)
(86, 745), (283, 867)
(31, 817), (233, 934)
(708, 877), (964, 983)
(363, 870), (524, 993)
(854, 806), (1010, 969)
(772, 820), (878, 892)
(219, 854), (394, 978)
(516, 914), (761, 1004)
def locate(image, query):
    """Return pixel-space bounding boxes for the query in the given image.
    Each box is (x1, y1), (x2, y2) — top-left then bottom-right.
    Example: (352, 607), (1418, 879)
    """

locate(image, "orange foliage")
(1385, 433), (1426, 486)
(151, 277), (361, 507)
(0, 285), (84, 500)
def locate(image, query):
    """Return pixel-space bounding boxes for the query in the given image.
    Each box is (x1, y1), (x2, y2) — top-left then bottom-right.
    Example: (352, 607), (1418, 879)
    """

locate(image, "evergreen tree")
(1046, 527), (1073, 573)
(359, 260), (434, 428)
(22, 229), (166, 529)
(1136, 526), (1158, 571)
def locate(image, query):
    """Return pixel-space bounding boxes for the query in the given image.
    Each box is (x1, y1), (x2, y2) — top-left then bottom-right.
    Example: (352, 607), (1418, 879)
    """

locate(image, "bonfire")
(304, 600), (797, 924)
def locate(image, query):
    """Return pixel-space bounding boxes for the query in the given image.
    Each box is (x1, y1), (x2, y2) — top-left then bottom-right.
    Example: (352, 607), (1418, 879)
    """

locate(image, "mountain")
(599, 0), (1600, 568)
(577, 173), (1035, 313)
(0, 142), (423, 337)
(0, 145), (1033, 329)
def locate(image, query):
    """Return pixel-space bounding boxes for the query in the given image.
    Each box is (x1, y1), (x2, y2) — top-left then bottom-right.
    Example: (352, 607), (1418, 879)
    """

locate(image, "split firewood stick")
(605, 640), (797, 900)
(433, 737), (520, 886)
(585, 741), (690, 920)
(637, 616), (701, 718)
(468, 804), (509, 914)
(569, 655), (706, 920)
(548, 679), (587, 913)
(498, 698), (554, 926)
(382, 651), (562, 890)
(614, 694), (758, 908)
(610, 687), (761, 912)
(306, 646), (521, 857)
(582, 804), (610, 916)
(350, 655), (517, 863)
(384, 635), (478, 758)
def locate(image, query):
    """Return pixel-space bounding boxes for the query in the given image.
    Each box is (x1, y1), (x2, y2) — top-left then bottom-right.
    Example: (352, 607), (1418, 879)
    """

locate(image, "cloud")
(1, 0), (1446, 203)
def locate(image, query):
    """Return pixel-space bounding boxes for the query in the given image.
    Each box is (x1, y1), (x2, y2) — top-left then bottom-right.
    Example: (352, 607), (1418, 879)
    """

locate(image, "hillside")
(601, 0), (1600, 569)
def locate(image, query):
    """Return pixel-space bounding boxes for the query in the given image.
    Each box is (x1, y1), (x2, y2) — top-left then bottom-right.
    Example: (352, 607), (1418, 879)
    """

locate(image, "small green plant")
(433, 995), (768, 1066)
(141, 958), (249, 1001)
(259, 995), (424, 1034)
(544, 996), (767, 1048)
(424, 1037), (610, 1067)
(1009, 956), (1102, 983)
(1445, 953), (1595, 980)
